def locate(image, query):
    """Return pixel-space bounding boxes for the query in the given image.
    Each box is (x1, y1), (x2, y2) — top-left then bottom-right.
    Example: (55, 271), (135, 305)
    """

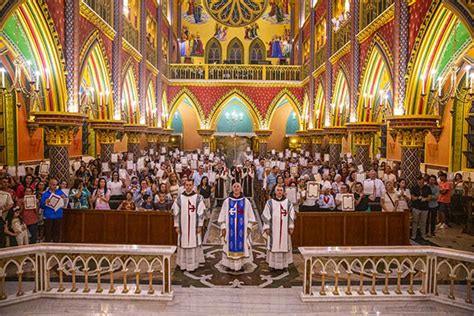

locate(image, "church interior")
(0, 0), (474, 314)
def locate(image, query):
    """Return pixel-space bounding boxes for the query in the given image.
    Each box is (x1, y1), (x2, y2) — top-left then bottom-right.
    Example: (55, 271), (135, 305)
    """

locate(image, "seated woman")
(118, 191), (136, 211)
(354, 182), (369, 211)
(318, 187), (335, 211)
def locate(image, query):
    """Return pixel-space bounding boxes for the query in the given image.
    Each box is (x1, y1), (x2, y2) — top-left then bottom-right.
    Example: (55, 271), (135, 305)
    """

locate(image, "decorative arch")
(314, 82), (325, 129)
(145, 79), (156, 126)
(249, 38), (266, 63)
(227, 37), (244, 64)
(330, 70), (350, 127)
(79, 31), (114, 120)
(1, 1), (67, 112)
(121, 60), (139, 124)
(405, 2), (472, 115)
(161, 89), (168, 128)
(205, 37), (222, 64)
(208, 89), (262, 130)
(265, 89), (302, 129)
(167, 88), (205, 128)
(358, 39), (393, 123)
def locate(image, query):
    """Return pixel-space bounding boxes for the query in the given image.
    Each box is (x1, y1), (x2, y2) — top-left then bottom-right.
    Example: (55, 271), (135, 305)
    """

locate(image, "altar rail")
(0, 243), (176, 306)
(167, 64), (302, 81)
(299, 246), (474, 311)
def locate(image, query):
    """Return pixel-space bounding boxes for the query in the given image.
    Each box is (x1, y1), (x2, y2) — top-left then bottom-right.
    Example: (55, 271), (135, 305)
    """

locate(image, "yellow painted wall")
(181, 2), (291, 64)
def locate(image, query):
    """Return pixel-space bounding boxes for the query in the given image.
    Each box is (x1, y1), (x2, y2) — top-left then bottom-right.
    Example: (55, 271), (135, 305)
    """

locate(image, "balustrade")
(83, 0), (112, 25)
(315, 45), (326, 70)
(146, 42), (157, 67)
(123, 19), (140, 50)
(333, 20), (351, 53)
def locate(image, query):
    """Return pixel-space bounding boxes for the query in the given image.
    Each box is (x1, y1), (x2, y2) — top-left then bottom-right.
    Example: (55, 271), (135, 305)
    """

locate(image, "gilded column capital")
(352, 132), (372, 146)
(387, 115), (440, 148)
(33, 112), (86, 146)
(43, 126), (78, 146)
(392, 129), (427, 148)
(255, 129), (272, 144)
(127, 132), (142, 144)
(96, 129), (117, 144)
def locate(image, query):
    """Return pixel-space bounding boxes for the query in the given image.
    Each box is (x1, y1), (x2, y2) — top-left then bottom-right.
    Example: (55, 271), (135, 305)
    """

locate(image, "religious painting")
(182, 0), (209, 24)
(304, 0), (311, 21)
(214, 23), (229, 41)
(180, 26), (204, 57)
(261, 0), (290, 25)
(267, 27), (291, 58)
(244, 23), (259, 40)
(205, 0), (269, 27)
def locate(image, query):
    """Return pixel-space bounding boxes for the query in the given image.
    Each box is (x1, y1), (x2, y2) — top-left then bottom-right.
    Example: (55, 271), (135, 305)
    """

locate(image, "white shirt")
(363, 178), (385, 198)
(107, 180), (123, 196)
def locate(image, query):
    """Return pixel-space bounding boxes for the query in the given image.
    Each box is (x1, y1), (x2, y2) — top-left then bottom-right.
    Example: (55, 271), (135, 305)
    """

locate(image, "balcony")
(122, 19), (139, 51)
(333, 19), (351, 53)
(146, 42), (157, 67)
(315, 45), (326, 70)
(361, 0), (394, 29)
(167, 64), (302, 82)
(82, 0), (112, 25)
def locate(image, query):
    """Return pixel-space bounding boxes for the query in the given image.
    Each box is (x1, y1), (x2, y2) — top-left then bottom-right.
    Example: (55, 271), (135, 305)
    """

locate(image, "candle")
(431, 70), (436, 91)
(44, 69), (50, 90)
(105, 90), (109, 106)
(35, 72), (39, 90)
(421, 75), (425, 95)
(466, 66), (471, 88)
(438, 77), (442, 97)
(470, 74), (474, 94)
(0, 68), (4, 89)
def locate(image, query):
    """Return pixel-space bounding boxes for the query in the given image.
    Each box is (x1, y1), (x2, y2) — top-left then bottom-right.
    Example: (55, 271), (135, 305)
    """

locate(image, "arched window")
(227, 38), (244, 64)
(249, 39), (266, 64)
(205, 38), (222, 64)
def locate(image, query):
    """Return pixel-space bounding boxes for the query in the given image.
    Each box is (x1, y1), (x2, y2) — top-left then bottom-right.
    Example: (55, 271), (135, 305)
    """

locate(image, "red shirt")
(438, 180), (452, 204)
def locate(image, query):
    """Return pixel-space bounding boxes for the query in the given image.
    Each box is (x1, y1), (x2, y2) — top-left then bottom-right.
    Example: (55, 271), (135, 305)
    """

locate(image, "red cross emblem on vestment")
(280, 204), (287, 217)
(188, 200), (196, 214)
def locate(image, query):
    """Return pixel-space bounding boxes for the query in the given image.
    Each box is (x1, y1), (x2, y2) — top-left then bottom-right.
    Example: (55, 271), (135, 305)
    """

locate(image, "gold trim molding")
(329, 41), (351, 65)
(122, 38), (143, 62)
(312, 64), (326, 79)
(356, 4), (395, 44)
(146, 61), (159, 76)
(79, 1), (116, 41)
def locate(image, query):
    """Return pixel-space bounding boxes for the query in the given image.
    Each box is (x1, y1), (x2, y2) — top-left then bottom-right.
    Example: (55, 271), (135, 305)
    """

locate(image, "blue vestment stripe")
(228, 198), (245, 254)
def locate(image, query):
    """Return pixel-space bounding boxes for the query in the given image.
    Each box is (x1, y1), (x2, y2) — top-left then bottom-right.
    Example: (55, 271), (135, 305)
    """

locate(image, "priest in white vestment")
(173, 179), (206, 271)
(262, 185), (295, 270)
(218, 182), (256, 271)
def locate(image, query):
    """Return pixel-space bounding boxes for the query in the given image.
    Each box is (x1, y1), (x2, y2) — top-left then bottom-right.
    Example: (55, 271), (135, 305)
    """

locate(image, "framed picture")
(46, 193), (63, 211)
(208, 172), (216, 183)
(39, 162), (49, 175)
(341, 194), (355, 211)
(24, 195), (37, 209)
(307, 181), (320, 198)
(286, 187), (297, 204)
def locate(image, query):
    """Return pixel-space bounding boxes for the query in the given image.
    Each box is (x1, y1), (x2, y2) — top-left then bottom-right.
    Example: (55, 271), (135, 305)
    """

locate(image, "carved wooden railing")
(299, 246), (474, 311)
(168, 64), (302, 81)
(0, 243), (176, 306)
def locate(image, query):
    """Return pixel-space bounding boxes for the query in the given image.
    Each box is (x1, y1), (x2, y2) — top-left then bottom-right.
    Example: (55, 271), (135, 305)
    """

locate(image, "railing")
(361, 0), (393, 29)
(146, 42), (157, 67)
(168, 64), (302, 81)
(122, 19), (140, 50)
(315, 45), (326, 70)
(0, 243), (176, 306)
(83, 0), (112, 25)
(299, 246), (474, 310)
(333, 20), (351, 53)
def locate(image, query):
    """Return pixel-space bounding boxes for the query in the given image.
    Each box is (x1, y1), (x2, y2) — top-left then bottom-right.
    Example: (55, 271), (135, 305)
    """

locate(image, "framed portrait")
(341, 194), (355, 211)
(24, 195), (37, 209)
(39, 162), (49, 175)
(47, 194), (63, 211)
(286, 187), (298, 204)
(307, 181), (320, 198)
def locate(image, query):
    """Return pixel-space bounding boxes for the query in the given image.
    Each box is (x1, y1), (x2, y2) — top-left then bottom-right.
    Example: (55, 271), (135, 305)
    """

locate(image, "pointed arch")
(145, 79), (157, 126)
(167, 88), (205, 129)
(330, 70), (350, 127)
(79, 30), (114, 120)
(208, 89), (262, 130)
(205, 37), (222, 64)
(405, 3), (472, 115)
(121, 60), (139, 124)
(227, 37), (244, 64)
(314, 82), (325, 129)
(249, 38), (266, 64)
(265, 89), (302, 129)
(358, 39), (393, 123)
(1, 1), (67, 112)
(161, 89), (168, 128)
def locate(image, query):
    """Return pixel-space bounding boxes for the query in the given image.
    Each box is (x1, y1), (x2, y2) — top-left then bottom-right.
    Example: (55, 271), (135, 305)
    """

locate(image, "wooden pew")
(61, 209), (177, 245)
(292, 211), (410, 247)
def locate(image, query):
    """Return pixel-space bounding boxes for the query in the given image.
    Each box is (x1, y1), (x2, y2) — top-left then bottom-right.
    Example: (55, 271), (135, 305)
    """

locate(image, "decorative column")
(346, 123), (380, 170)
(159, 128), (173, 154)
(255, 130), (272, 157)
(90, 120), (125, 163)
(34, 113), (86, 184)
(296, 130), (311, 153)
(124, 124), (147, 161)
(112, 0), (123, 108)
(388, 116), (440, 188)
(64, 0), (79, 113)
(147, 127), (162, 153)
(324, 127), (346, 165)
(197, 128), (214, 152)
(393, 0), (409, 111)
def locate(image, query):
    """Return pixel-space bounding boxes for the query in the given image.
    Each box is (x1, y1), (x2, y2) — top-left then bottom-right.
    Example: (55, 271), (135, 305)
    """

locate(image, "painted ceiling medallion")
(204, 0), (268, 27)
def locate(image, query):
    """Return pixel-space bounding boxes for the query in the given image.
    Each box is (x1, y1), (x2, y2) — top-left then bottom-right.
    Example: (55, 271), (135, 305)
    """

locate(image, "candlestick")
(421, 75), (425, 95)
(44, 69), (50, 90)
(431, 70), (436, 91)
(0, 68), (4, 89)
(438, 77), (442, 97)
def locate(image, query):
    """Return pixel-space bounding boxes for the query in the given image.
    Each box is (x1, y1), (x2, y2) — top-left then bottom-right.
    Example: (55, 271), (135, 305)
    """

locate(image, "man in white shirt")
(363, 170), (385, 211)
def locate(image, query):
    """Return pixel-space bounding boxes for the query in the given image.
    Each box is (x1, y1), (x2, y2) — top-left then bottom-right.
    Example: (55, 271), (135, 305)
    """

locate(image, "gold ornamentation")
(352, 132), (372, 146)
(122, 38), (143, 62)
(146, 61), (159, 76)
(79, 1), (116, 40)
(264, 89), (303, 125)
(356, 4), (395, 44)
(393, 129), (427, 148)
(312, 63), (326, 79)
(126, 132), (142, 144)
(329, 41), (351, 65)
(43, 126), (78, 146)
(197, 129), (215, 144)
(204, 0), (269, 27)
(96, 129), (117, 144)
(255, 129), (272, 143)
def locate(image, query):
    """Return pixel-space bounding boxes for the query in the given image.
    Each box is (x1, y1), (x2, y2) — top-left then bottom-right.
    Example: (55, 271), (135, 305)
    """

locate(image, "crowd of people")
(0, 148), (472, 248)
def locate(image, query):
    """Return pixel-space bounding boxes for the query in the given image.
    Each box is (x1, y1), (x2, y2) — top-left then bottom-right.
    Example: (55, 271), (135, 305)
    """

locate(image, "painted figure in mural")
(193, 0), (203, 24)
(187, 0), (194, 16)
(244, 23), (259, 40)
(214, 23), (228, 41)
(268, 0), (289, 21)
(271, 36), (283, 58)
(275, 0), (286, 23)
(193, 34), (204, 56)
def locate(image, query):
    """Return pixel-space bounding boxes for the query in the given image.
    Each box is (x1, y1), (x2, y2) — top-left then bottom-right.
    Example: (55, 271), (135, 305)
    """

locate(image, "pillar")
(297, 131), (311, 153)
(127, 132), (141, 161)
(43, 127), (77, 184)
(311, 132), (324, 157)
(353, 132), (371, 171)
(147, 134), (158, 153)
(197, 129), (214, 152)
(96, 130), (117, 163)
(396, 129), (426, 188)
(255, 130), (272, 157)
(159, 128), (173, 154)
